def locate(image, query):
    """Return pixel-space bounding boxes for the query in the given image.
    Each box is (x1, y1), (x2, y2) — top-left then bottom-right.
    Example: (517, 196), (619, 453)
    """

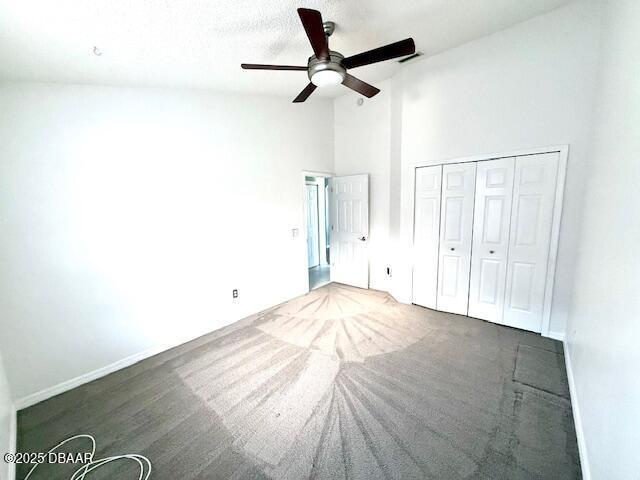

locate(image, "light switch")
(292, 228), (299, 238)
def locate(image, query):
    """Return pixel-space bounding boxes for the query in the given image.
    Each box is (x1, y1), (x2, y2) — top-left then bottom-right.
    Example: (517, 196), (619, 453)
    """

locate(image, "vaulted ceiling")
(0, 0), (573, 97)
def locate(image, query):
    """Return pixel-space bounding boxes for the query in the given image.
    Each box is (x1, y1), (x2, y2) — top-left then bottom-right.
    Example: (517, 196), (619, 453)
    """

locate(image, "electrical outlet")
(232, 289), (238, 299)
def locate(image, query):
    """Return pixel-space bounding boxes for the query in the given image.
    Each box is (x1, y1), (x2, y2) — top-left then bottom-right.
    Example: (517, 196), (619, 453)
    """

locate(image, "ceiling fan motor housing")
(307, 51), (346, 83)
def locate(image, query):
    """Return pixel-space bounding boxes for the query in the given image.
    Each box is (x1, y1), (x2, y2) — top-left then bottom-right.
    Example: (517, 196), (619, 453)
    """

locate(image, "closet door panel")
(468, 157), (515, 322)
(436, 162), (477, 315)
(503, 153), (559, 332)
(412, 166), (442, 309)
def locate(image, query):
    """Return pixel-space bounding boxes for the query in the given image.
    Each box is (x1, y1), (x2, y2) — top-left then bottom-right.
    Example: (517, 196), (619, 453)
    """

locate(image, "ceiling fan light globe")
(311, 69), (344, 87)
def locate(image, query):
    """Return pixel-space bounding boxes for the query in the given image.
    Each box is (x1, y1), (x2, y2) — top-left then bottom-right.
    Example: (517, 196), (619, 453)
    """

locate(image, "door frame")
(305, 183), (321, 268)
(409, 145), (568, 339)
(301, 170), (334, 293)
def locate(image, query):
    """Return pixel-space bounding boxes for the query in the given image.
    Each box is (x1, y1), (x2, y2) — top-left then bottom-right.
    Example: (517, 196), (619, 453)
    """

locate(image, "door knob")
(359, 236), (367, 241)
(489, 250), (495, 254)
(450, 247), (455, 251)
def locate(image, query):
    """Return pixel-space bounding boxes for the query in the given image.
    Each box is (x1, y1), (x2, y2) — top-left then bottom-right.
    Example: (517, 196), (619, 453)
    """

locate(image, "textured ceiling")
(0, 0), (573, 98)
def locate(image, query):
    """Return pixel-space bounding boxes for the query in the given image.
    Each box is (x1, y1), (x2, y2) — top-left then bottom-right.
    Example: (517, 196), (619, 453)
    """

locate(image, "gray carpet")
(16, 283), (581, 479)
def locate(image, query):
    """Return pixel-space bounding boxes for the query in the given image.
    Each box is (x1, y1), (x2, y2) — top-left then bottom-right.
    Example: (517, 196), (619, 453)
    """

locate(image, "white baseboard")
(546, 330), (565, 341)
(13, 292), (303, 411)
(14, 319), (246, 411)
(13, 344), (171, 411)
(563, 340), (591, 480)
(8, 405), (16, 480)
(388, 287), (412, 305)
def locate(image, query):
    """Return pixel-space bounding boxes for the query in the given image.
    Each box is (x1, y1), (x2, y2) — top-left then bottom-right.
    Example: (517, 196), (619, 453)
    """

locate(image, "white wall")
(334, 80), (392, 292)
(565, 0), (640, 478)
(0, 83), (334, 401)
(0, 352), (14, 480)
(336, 1), (601, 338)
(397, 1), (602, 338)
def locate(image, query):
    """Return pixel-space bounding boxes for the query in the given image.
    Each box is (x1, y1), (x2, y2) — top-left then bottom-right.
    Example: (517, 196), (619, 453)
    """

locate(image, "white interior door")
(437, 163), (477, 315)
(305, 184), (320, 268)
(503, 153), (559, 332)
(329, 174), (369, 289)
(412, 165), (442, 309)
(468, 157), (515, 322)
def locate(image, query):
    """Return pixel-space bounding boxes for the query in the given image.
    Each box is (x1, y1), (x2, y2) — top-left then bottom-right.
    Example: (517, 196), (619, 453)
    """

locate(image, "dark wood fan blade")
(293, 83), (317, 103)
(298, 8), (329, 60)
(241, 64), (307, 71)
(342, 74), (380, 98)
(342, 38), (415, 69)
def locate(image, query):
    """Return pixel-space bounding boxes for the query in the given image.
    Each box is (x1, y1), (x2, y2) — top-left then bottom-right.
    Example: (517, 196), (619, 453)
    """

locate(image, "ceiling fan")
(241, 8), (415, 103)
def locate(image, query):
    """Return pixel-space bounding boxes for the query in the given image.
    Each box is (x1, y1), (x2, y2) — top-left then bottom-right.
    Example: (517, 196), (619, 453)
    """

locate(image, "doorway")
(302, 171), (370, 292)
(305, 175), (330, 290)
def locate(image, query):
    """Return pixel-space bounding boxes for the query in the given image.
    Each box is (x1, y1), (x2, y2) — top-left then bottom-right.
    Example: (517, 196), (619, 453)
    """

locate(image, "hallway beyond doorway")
(305, 174), (331, 291)
(309, 264), (330, 290)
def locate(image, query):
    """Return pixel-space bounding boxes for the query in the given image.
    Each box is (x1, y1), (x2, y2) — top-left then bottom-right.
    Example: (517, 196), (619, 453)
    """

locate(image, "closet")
(412, 151), (562, 334)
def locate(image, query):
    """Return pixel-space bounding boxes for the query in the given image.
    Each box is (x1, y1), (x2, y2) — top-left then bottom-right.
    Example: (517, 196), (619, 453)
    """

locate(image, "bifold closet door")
(503, 153), (559, 332)
(468, 157), (515, 323)
(412, 165), (442, 309)
(437, 162), (477, 315)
